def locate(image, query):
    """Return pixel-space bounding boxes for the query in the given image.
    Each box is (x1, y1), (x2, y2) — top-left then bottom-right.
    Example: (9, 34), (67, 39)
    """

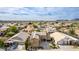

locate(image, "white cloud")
(0, 7), (79, 20)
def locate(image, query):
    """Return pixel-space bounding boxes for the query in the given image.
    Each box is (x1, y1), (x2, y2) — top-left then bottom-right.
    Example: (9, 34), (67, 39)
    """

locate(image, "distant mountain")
(72, 18), (79, 20)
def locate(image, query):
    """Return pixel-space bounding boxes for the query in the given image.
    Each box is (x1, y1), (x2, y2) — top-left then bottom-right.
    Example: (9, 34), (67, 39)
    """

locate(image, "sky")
(0, 7), (79, 21)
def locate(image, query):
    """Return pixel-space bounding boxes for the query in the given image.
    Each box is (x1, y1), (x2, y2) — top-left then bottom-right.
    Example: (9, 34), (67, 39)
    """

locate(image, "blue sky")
(0, 7), (79, 21)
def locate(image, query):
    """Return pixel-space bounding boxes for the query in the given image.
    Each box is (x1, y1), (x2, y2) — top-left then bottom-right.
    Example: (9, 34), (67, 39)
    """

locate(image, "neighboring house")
(4, 32), (30, 50)
(0, 26), (9, 31)
(0, 25), (2, 28)
(0, 26), (9, 36)
(17, 24), (26, 29)
(50, 32), (78, 45)
(57, 36), (76, 45)
(45, 27), (57, 33)
(6, 32), (30, 44)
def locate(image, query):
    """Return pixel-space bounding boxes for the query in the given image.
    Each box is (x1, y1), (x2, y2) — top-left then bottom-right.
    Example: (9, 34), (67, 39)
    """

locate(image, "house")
(45, 27), (57, 33)
(4, 32), (30, 50)
(0, 25), (2, 28)
(50, 32), (78, 45)
(0, 26), (9, 31)
(0, 26), (9, 36)
(6, 32), (30, 44)
(29, 32), (52, 50)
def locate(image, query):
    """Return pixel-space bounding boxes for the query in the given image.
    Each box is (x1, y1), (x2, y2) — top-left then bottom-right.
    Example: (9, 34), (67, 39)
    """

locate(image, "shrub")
(69, 28), (75, 35)
(6, 32), (15, 37)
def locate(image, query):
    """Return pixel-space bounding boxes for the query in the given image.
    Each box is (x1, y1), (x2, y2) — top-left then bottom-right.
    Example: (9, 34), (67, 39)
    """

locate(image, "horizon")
(0, 7), (79, 21)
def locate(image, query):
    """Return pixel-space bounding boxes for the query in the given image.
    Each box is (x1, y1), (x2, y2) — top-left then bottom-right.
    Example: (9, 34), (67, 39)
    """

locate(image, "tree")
(51, 37), (55, 44)
(9, 26), (19, 33)
(4, 26), (19, 37)
(49, 37), (60, 49)
(6, 31), (15, 37)
(0, 39), (4, 48)
(69, 28), (75, 35)
(25, 38), (30, 50)
(32, 22), (38, 28)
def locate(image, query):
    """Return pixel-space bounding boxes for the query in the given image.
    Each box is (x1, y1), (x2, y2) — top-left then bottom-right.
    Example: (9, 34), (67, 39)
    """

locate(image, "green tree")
(0, 39), (4, 48)
(4, 26), (19, 37)
(49, 37), (60, 49)
(9, 26), (19, 33)
(6, 31), (15, 37)
(69, 28), (75, 35)
(25, 38), (30, 50)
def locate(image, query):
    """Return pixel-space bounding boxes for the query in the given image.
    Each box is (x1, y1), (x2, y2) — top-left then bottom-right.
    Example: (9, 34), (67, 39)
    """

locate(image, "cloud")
(0, 7), (79, 20)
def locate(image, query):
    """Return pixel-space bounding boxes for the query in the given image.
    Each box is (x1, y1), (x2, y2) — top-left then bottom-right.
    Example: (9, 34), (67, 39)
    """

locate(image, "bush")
(49, 43), (59, 49)
(6, 32), (15, 37)
(32, 22), (38, 28)
(69, 28), (75, 35)
(36, 29), (40, 32)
